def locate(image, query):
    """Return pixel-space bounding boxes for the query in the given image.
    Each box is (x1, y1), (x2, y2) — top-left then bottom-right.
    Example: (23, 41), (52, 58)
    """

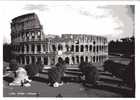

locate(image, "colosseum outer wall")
(11, 13), (108, 66)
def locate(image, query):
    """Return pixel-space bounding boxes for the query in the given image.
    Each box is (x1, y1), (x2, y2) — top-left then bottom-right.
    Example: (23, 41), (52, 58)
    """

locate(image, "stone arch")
(22, 56), (24, 64)
(85, 56), (88, 62)
(76, 45), (79, 52)
(90, 56), (93, 63)
(65, 57), (70, 64)
(89, 45), (92, 51)
(80, 45), (84, 52)
(58, 57), (63, 63)
(93, 46), (95, 52)
(76, 56), (79, 64)
(96, 46), (98, 53)
(26, 44), (29, 52)
(44, 57), (48, 65)
(65, 44), (69, 52)
(51, 57), (55, 65)
(85, 45), (88, 51)
(96, 56), (98, 62)
(31, 56), (35, 64)
(37, 56), (41, 63)
(31, 44), (35, 52)
(98, 56), (101, 62)
(22, 45), (24, 52)
(72, 56), (75, 64)
(58, 44), (63, 50)
(80, 56), (84, 63)
(71, 45), (74, 52)
(37, 45), (41, 52)
(18, 56), (21, 64)
(26, 56), (29, 64)
(52, 45), (56, 51)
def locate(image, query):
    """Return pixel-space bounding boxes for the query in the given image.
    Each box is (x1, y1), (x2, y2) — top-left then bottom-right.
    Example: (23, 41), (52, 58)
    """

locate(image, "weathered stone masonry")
(11, 13), (108, 66)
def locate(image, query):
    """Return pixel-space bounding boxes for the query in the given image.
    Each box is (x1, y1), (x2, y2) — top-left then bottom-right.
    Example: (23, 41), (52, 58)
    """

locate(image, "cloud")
(1, 3), (134, 43)
(23, 4), (49, 11)
(97, 5), (134, 39)
(78, 6), (110, 19)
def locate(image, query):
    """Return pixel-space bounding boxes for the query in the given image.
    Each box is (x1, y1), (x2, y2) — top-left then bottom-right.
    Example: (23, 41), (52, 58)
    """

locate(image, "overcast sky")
(0, 1), (134, 43)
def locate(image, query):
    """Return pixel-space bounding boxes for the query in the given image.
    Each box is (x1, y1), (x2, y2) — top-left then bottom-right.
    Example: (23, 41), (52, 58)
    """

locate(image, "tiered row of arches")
(17, 55), (108, 65)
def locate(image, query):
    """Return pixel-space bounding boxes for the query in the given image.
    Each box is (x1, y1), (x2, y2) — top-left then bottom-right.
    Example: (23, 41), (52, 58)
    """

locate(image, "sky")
(0, 1), (134, 43)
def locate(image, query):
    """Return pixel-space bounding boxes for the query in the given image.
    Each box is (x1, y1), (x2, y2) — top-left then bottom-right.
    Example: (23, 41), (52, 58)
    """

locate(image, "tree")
(122, 58), (135, 88)
(108, 36), (135, 56)
(3, 43), (12, 62)
(103, 60), (126, 78)
(9, 59), (18, 71)
(79, 62), (99, 86)
(25, 60), (44, 78)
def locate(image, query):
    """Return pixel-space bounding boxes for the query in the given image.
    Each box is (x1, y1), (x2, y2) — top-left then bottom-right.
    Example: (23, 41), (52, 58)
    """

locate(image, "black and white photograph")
(1, 1), (135, 98)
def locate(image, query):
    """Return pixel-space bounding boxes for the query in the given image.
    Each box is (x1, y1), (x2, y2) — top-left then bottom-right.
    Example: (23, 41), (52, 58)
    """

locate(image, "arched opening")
(52, 45), (56, 51)
(31, 56), (35, 64)
(51, 57), (55, 65)
(22, 56), (24, 64)
(65, 45), (69, 52)
(93, 56), (95, 62)
(96, 46), (98, 53)
(22, 45), (24, 53)
(58, 57), (63, 63)
(19, 56), (21, 64)
(37, 45), (41, 53)
(26, 45), (29, 52)
(80, 45), (84, 52)
(89, 45), (92, 52)
(58, 44), (63, 50)
(85, 56), (88, 62)
(37, 56), (41, 63)
(72, 56), (75, 64)
(96, 56), (98, 62)
(76, 56), (79, 64)
(80, 56), (84, 63)
(85, 45), (88, 51)
(31, 44), (35, 53)
(71, 45), (74, 52)
(44, 57), (48, 65)
(99, 45), (102, 51)
(90, 56), (92, 63)
(76, 45), (79, 52)
(26, 56), (29, 64)
(32, 32), (35, 40)
(98, 56), (100, 62)
(65, 57), (70, 64)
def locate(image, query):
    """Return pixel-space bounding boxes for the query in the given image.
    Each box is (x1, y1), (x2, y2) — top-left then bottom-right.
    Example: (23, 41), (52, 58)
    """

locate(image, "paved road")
(3, 73), (123, 97)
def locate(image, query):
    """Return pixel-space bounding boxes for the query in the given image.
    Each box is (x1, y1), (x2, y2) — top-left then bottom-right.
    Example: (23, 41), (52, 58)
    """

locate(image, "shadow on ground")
(31, 77), (49, 83)
(3, 74), (135, 97)
(61, 76), (135, 97)
(30, 76), (135, 97)
(3, 76), (14, 83)
(82, 83), (135, 97)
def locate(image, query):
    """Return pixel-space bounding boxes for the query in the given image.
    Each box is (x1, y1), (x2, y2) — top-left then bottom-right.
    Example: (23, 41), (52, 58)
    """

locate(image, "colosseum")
(11, 13), (108, 67)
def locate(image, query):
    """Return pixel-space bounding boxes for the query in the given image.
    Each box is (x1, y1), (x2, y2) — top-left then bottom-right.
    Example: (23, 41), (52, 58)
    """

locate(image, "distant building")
(11, 13), (108, 66)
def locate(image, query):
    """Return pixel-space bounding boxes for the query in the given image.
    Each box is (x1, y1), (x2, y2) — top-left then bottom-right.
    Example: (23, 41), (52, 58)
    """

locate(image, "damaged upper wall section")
(11, 13), (44, 43)
(11, 13), (43, 33)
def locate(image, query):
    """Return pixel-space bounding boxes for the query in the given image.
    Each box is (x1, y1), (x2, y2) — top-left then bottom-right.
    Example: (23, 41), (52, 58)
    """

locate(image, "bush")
(9, 59), (18, 71)
(48, 67), (60, 83)
(79, 62), (99, 85)
(36, 60), (44, 73)
(25, 61), (44, 77)
(122, 59), (135, 89)
(103, 60), (125, 78)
